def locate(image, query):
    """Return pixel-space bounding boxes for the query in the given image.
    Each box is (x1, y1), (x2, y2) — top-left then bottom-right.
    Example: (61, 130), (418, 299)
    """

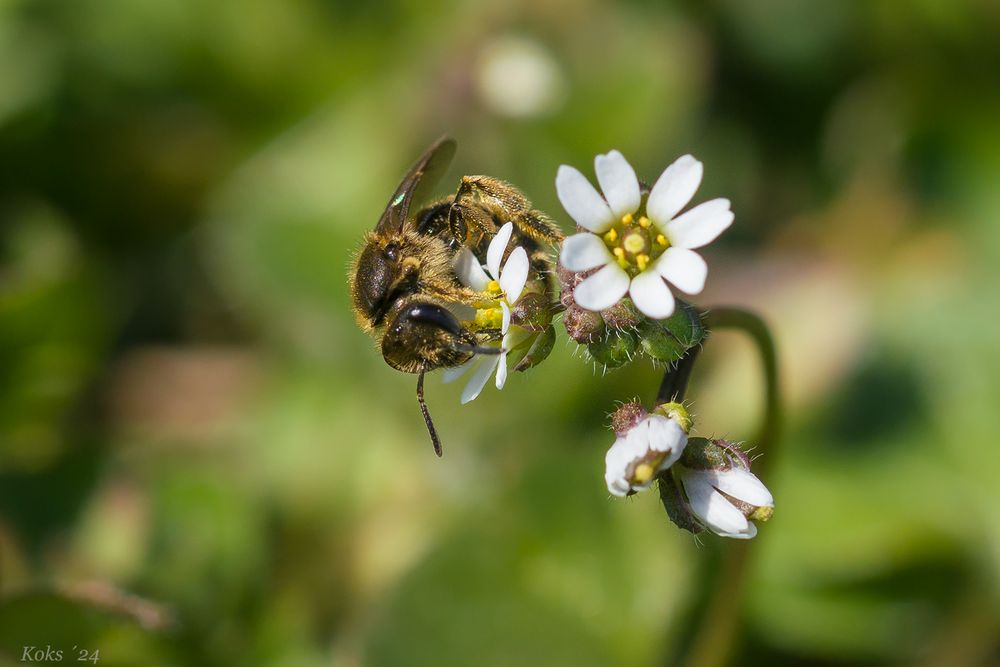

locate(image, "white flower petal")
(573, 263), (630, 312)
(460, 354), (500, 404)
(666, 198), (733, 249)
(499, 246), (529, 304)
(647, 154), (703, 225)
(487, 222), (514, 279)
(628, 270), (676, 319)
(656, 247), (707, 295)
(595, 150), (641, 218)
(604, 428), (649, 496)
(494, 349), (508, 389)
(646, 414), (687, 470)
(708, 467), (773, 508)
(556, 165), (616, 233)
(500, 301), (511, 335)
(683, 471), (750, 536)
(605, 437), (635, 497)
(560, 233), (613, 272)
(452, 247), (491, 291)
(442, 357), (476, 383)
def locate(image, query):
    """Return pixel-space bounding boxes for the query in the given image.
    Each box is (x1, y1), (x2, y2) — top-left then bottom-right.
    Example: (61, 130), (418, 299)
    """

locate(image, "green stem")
(670, 306), (782, 667)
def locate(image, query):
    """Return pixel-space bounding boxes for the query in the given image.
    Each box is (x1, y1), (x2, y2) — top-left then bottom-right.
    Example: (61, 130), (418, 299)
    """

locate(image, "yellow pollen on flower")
(623, 233), (646, 254)
(474, 307), (503, 329)
(603, 228), (618, 243)
(636, 254), (650, 271)
(656, 234), (668, 247)
(621, 213), (633, 224)
(632, 463), (656, 484)
(638, 216), (651, 229)
(611, 246), (628, 269)
(486, 280), (502, 295)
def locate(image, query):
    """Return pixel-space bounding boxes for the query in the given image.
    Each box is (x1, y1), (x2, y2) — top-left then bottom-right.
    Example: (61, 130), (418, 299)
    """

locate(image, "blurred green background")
(2, 0), (1000, 665)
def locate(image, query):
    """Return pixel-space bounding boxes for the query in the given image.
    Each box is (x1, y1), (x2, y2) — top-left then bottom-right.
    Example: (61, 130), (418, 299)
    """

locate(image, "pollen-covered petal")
(452, 247), (491, 291)
(442, 357), (475, 383)
(682, 471), (750, 536)
(595, 150), (641, 218)
(487, 221), (514, 279)
(499, 246), (529, 304)
(560, 232), (613, 272)
(460, 354), (500, 404)
(708, 467), (774, 508)
(628, 270), (676, 320)
(494, 349), (508, 389)
(556, 165), (616, 232)
(656, 247), (707, 295)
(666, 198), (733, 249)
(647, 155), (703, 226)
(573, 263), (630, 312)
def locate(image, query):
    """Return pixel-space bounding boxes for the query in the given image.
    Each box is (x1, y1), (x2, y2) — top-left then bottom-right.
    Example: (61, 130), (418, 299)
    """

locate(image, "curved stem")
(668, 306), (782, 667)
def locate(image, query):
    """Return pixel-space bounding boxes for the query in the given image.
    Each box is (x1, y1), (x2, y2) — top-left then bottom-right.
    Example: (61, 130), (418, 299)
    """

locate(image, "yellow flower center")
(602, 213), (670, 277)
(473, 306), (504, 330)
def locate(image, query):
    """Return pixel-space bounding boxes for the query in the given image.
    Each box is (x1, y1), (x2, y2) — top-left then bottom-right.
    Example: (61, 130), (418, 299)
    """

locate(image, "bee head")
(351, 236), (420, 328)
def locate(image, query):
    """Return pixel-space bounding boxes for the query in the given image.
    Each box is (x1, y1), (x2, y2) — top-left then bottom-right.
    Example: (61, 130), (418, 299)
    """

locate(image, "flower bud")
(511, 291), (553, 332)
(605, 402), (690, 497)
(587, 330), (639, 369)
(665, 438), (774, 539)
(563, 304), (604, 343)
(600, 298), (642, 331)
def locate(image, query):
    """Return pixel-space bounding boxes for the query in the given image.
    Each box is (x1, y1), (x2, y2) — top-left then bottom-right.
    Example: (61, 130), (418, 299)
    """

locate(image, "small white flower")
(677, 458), (774, 539)
(556, 151), (733, 319)
(605, 406), (689, 497)
(445, 222), (530, 403)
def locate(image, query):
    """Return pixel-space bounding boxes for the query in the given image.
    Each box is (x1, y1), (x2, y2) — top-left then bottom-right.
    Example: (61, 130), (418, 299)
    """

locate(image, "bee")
(349, 137), (563, 456)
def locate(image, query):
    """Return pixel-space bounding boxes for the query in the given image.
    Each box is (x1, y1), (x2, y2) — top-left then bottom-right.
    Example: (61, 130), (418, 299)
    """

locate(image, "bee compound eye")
(407, 303), (463, 337)
(384, 242), (399, 261)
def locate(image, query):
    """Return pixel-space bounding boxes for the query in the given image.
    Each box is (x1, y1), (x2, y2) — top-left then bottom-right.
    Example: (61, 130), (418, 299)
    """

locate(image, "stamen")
(656, 234), (668, 247)
(603, 228), (618, 244)
(486, 280), (502, 295)
(621, 213), (633, 224)
(638, 216), (651, 229)
(636, 254), (649, 271)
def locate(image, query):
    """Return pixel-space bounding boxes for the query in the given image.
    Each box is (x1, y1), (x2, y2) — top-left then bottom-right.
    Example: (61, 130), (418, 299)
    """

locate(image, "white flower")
(605, 409), (689, 497)
(677, 459), (774, 539)
(556, 151), (733, 319)
(445, 222), (530, 403)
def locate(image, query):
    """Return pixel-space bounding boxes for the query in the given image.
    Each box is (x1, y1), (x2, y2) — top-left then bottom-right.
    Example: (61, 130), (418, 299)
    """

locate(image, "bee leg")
(420, 276), (486, 306)
(448, 199), (496, 247)
(516, 208), (565, 245)
(449, 176), (563, 244)
(416, 367), (443, 457)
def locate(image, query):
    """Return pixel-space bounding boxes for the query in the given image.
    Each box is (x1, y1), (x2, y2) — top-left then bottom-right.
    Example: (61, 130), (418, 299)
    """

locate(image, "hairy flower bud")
(611, 401), (648, 437)
(600, 298), (642, 331)
(511, 291), (553, 332)
(587, 330), (639, 369)
(563, 304), (604, 343)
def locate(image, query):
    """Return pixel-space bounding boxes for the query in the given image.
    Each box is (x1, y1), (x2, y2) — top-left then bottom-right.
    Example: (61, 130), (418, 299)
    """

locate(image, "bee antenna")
(416, 368), (443, 457)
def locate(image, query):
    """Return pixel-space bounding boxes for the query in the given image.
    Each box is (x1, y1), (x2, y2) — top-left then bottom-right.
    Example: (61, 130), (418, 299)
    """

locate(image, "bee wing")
(375, 136), (457, 234)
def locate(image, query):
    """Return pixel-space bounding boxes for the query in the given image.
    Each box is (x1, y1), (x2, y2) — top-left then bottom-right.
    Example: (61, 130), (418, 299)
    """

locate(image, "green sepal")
(512, 324), (556, 372)
(657, 469), (703, 534)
